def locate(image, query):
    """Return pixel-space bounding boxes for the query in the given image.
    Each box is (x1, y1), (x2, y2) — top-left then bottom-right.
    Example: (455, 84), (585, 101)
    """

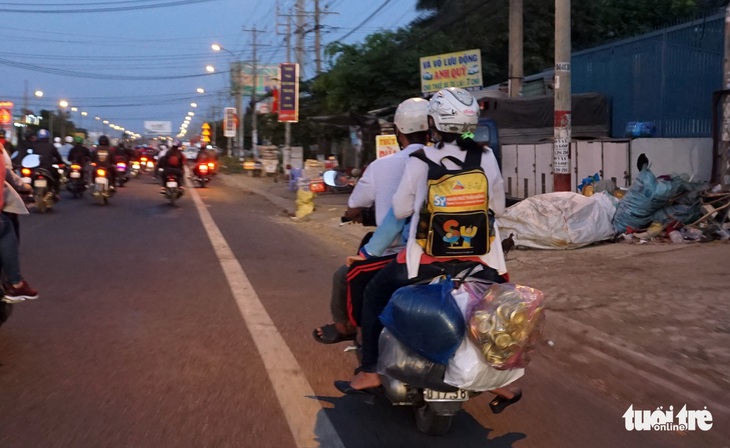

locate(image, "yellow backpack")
(411, 148), (492, 257)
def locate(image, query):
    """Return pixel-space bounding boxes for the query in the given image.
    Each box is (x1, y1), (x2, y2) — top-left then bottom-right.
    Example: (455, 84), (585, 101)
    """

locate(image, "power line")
(0, 0), (216, 13)
(334, 0), (394, 42)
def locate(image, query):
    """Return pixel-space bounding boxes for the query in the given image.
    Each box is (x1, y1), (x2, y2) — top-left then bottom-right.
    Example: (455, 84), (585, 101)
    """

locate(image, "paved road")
(0, 174), (722, 447)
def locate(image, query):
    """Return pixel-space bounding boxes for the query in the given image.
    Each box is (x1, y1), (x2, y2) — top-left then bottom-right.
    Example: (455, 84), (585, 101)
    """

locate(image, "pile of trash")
(612, 167), (729, 243)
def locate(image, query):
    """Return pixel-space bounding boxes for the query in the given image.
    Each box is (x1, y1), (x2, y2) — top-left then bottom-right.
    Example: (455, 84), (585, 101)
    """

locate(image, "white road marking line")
(189, 184), (345, 448)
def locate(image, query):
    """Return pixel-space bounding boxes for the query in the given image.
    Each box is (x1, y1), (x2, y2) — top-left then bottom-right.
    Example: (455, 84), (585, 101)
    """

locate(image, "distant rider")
(32, 129), (65, 198)
(90, 135), (116, 190)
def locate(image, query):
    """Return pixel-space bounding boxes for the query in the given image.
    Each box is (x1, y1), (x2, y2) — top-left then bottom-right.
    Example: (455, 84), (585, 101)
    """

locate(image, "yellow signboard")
(419, 49), (483, 93)
(375, 134), (399, 159)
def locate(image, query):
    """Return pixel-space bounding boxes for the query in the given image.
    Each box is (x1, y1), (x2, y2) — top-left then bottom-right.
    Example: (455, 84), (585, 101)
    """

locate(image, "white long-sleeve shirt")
(392, 142), (507, 279)
(347, 143), (423, 226)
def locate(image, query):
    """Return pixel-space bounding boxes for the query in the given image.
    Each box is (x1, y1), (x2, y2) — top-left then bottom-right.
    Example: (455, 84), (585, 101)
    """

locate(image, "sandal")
(312, 323), (357, 345)
(489, 390), (523, 414)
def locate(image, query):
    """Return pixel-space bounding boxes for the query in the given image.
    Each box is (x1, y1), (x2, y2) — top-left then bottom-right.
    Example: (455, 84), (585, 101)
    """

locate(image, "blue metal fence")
(571, 12), (724, 138)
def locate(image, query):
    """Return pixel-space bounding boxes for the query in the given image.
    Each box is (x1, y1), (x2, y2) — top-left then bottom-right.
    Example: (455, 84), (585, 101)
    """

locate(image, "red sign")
(0, 108), (11, 125)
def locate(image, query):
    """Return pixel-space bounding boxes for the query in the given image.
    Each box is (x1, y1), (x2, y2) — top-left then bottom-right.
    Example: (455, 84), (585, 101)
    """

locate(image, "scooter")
(191, 162), (215, 187)
(92, 166), (113, 205)
(130, 160), (141, 178)
(114, 161), (129, 187)
(163, 173), (183, 205)
(20, 151), (57, 214)
(66, 163), (86, 199)
(140, 156), (155, 174)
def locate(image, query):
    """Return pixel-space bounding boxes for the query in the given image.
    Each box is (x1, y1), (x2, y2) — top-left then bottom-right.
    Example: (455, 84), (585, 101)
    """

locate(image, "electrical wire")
(334, 0), (393, 42)
(0, 0), (216, 13)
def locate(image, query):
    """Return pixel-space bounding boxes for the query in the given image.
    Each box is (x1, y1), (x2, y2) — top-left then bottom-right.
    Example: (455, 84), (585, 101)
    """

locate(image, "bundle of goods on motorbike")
(377, 277), (545, 393)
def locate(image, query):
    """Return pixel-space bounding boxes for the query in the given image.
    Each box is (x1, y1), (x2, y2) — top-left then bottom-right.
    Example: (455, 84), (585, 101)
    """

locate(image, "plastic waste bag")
(379, 278), (464, 365)
(444, 285), (524, 391)
(613, 168), (683, 233)
(377, 329), (455, 391)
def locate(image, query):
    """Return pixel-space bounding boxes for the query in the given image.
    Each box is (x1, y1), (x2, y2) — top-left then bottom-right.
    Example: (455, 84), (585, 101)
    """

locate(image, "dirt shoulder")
(220, 173), (730, 422)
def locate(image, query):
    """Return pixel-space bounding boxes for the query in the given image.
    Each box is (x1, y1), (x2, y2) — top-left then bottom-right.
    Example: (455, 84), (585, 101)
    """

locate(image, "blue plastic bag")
(613, 168), (683, 233)
(379, 278), (465, 365)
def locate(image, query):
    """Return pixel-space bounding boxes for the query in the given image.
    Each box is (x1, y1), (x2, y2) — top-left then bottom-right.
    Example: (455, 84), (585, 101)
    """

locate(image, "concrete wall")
(502, 138), (712, 198)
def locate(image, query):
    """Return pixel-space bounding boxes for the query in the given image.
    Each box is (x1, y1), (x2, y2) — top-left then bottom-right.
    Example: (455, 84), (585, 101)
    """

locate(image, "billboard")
(0, 101), (13, 127)
(420, 49), (483, 93)
(223, 107), (236, 137)
(278, 63), (299, 123)
(231, 63), (280, 97)
(143, 121), (172, 134)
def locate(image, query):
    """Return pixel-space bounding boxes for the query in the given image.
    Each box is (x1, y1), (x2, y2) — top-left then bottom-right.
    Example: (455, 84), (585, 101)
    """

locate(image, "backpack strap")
(463, 148), (483, 170)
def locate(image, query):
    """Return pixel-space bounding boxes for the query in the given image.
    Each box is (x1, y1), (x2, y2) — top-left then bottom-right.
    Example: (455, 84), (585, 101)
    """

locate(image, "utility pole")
(277, 7), (293, 153)
(553, 0), (572, 192)
(719, 3), (730, 184)
(314, 0), (322, 74)
(243, 26), (265, 158)
(233, 62), (244, 156)
(296, 0), (305, 75)
(508, 0), (523, 97)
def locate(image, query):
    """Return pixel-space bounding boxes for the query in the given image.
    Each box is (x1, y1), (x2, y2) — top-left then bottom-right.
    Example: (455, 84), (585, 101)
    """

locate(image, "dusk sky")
(1, 0), (421, 139)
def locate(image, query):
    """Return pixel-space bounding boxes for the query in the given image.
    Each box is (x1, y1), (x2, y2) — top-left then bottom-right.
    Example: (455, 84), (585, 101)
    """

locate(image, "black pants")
(161, 168), (184, 186)
(359, 260), (505, 372)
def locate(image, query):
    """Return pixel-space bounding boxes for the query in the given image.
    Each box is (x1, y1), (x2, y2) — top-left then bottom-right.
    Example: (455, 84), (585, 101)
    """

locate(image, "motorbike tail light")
(198, 164), (209, 174)
(207, 162), (215, 168)
(141, 157), (147, 162)
(96, 169), (106, 177)
(21, 168), (31, 176)
(116, 162), (126, 169)
(70, 164), (81, 170)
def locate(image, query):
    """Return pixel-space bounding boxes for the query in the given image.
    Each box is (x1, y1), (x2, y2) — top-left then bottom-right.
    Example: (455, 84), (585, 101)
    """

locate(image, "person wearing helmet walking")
(337, 89), (517, 409)
(33, 129), (65, 198)
(313, 98), (430, 344)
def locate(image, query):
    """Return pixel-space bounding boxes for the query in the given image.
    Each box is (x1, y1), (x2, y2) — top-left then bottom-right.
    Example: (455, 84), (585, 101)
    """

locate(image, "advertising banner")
(375, 134), (399, 159)
(231, 63), (280, 97)
(143, 121), (172, 134)
(278, 63), (299, 123)
(0, 101), (14, 126)
(420, 49), (483, 93)
(223, 107), (236, 137)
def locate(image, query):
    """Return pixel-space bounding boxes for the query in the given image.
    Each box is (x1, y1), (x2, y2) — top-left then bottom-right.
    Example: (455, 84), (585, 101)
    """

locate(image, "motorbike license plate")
(22, 177), (31, 184)
(166, 181), (178, 188)
(95, 177), (109, 187)
(70, 172), (81, 178)
(34, 179), (47, 188)
(424, 389), (469, 402)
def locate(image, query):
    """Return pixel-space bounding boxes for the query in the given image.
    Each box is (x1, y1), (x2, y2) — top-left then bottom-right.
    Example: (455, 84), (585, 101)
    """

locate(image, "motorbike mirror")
(21, 154), (41, 169)
(323, 170), (349, 188)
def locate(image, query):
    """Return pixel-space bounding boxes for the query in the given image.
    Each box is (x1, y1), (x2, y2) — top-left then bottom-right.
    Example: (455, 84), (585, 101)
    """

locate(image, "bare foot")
(349, 371), (381, 390)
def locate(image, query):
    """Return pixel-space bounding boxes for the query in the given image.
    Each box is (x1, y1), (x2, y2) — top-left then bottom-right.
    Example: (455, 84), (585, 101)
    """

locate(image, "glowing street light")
(81, 111), (88, 116)
(71, 107), (78, 112)
(103, 120), (109, 124)
(188, 112), (195, 116)
(205, 65), (215, 73)
(190, 103), (198, 108)
(196, 88), (205, 94)
(34, 90), (44, 98)
(59, 100), (69, 108)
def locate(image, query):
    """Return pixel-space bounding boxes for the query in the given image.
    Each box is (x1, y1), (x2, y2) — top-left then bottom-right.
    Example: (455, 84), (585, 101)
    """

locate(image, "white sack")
(444, 287), (524, 391)
(497, 192), (618, 250)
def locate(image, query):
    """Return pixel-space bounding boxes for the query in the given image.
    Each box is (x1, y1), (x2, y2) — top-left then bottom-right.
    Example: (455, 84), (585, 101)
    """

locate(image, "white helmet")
(393, 98), (429, 134)
(54, 137), (61, 143)
(65, 136), (73, 143)
(427, 87), (479, 134)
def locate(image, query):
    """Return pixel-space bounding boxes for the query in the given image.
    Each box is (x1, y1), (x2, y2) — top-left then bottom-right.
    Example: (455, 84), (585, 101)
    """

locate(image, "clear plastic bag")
(465, 283), (545, 370)
(377, 329), (455, 391)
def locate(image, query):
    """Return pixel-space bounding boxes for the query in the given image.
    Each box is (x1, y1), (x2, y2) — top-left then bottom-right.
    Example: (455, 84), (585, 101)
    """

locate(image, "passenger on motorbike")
(0, 155), (39, 304)
(91, 135), (117, 190)
(313, 98), (429, 344)
(338, 88), (521, 413)
(32, 129), (65, 198)
(158, 145), (186, 192)
(60, 136), (74, 164)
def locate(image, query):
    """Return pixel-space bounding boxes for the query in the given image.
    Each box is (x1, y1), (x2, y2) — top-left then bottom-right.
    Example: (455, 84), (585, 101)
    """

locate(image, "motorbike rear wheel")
(414, 403), (454, 436)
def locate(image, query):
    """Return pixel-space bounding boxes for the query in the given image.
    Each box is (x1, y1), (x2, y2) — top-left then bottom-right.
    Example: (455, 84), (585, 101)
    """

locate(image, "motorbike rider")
(53, 136), (62, 150)
(60, 136), (74, 164)
(157, 144), (186, 192)
(68, 136), (91, 182)
(337, 88), (520, 412)
(90, 135), (117, 190)
(12, 129), (35, 168)
(0, 129), (13, 155)
(313, 98), (429, 344)
(32, 129), (65, 198)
